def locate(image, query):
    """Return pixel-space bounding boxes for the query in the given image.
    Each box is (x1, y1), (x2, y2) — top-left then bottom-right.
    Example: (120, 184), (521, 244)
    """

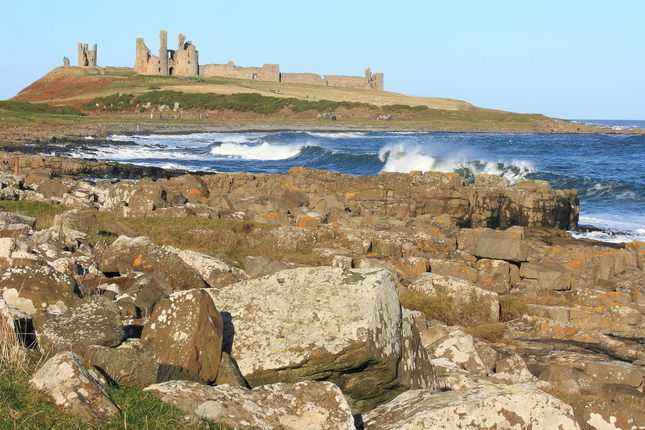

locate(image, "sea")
(51, 119), (645, 244)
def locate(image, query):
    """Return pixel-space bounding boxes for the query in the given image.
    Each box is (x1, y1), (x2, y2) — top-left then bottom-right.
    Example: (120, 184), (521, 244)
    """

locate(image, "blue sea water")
(57, 124), (644, 243)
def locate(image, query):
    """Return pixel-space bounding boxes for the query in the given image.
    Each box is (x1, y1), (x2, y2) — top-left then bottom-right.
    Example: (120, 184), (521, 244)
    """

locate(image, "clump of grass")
(400, 287), (493, 327)
(0, 355), (233, 429)
(464, 323), (507, 343)
(499, 294), (529, 322)
(0, 316), (28, 371)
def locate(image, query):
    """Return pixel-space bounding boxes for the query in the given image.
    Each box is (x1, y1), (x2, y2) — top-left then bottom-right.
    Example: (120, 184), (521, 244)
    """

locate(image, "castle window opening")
(169, 67), (174, 75)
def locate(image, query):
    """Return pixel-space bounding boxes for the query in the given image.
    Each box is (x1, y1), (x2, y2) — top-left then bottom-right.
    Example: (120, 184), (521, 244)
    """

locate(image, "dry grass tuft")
(464, 323), (507, 343)
(0, 312), (28, 371)
(400, 287), (495, 328)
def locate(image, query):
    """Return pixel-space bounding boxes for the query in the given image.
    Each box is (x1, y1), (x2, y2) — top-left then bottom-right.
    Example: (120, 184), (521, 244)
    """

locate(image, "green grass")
(83, 90), (375, 115)
(0, 201), (71, 230)
(0, 101), (83, 116)
(0, 360), (233, 429)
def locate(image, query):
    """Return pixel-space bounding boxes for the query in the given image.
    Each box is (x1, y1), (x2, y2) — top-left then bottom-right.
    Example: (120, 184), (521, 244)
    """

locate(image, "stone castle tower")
(134, 30), (198, 77)
(78, 43), (97, 67)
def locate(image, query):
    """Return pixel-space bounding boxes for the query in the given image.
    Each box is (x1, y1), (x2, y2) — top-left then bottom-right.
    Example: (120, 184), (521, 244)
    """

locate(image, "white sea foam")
(68, 146), (195, 161)
(307, 131), (368, 139)
(379, 143), (441, 173)
(210, 142), (304, 160)
(573, 215), (645, 243)
(378, 142), (534, 184)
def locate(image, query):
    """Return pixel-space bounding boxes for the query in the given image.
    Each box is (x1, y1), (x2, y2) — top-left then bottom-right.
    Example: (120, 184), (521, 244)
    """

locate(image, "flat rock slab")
(362, 383), (581, 430)
(144, 380), (355, 430)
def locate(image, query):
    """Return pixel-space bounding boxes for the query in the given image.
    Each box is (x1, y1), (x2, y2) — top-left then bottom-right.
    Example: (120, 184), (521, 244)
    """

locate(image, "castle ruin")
(134, 31), (383, 91)
(78, 43), (97, 67)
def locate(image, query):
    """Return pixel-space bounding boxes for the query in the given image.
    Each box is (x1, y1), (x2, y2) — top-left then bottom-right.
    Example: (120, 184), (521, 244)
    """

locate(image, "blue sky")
(1, 0), (643, 119)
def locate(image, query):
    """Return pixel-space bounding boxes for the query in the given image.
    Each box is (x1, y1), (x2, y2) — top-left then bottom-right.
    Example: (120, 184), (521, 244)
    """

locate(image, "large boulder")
(99, 236), (207, 291)
(30, 351), (121, 425)
(207, 267), (437, 413)
(1, 265), (79, 315)
(144, 380), (355, 430)
(37, 295), (124, 354)
(362, 383), (581, 430)
(141, 289), (223, 383)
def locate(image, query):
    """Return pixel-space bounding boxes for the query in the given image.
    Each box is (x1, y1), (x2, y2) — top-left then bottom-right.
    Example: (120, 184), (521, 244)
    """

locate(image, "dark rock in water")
(0, 150), (199, 181)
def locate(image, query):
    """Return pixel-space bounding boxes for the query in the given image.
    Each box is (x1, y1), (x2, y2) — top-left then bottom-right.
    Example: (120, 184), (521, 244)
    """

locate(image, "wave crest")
(378, 142), (534, 183)
(209, 141), (306, 160)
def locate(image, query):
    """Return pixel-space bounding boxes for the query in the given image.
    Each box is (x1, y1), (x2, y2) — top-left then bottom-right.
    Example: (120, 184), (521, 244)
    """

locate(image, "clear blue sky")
(1, 0), (643, 119)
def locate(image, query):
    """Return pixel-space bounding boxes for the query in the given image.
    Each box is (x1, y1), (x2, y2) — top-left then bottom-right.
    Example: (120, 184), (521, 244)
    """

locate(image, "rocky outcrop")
(1, 157), (579, 230)
(1, 160), (645, 429)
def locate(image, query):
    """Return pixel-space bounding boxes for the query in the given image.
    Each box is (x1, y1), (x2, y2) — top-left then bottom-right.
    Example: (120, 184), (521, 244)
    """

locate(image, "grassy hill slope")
(3, 66), (627, 134)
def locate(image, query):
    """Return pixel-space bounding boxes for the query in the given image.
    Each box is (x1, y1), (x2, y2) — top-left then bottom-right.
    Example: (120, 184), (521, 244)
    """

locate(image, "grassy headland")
(1, 66), (633, 141)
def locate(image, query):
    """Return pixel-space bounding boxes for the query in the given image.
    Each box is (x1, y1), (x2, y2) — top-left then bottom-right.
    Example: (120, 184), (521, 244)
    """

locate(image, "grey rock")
(38, 295), (124, 354)
(144, 380), (355, 430)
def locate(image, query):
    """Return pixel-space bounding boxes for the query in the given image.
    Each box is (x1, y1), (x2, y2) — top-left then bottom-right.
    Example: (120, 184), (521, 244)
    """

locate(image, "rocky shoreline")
(1, 138), (645, 428)
(1, 119), (643, 151)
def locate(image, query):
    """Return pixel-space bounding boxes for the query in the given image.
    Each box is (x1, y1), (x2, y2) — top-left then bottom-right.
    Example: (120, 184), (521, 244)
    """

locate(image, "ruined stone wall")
(169, 34), (199, 77)
(280, 73), (326, 86)
(135, 31), (201, 77)
(78, 43), (97, 67)
(133, 31), (382, 89)
(200, 62), (279, 82)
(324, 69), (383, 90)
(134, 37), (165, 75)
